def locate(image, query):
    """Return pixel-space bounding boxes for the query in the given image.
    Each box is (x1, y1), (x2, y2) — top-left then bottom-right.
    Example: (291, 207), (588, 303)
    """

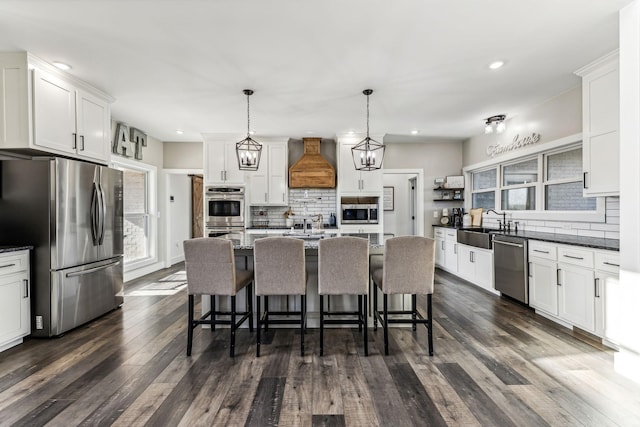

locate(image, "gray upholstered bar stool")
(183, 237), (254, 357)
(371, 236), (435, 356)
(318, 236), (369, 356)
(253, 237), (307, 357)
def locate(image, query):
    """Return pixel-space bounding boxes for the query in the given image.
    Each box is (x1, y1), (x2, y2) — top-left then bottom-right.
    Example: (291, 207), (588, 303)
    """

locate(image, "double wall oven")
(205, 186), (245, 236)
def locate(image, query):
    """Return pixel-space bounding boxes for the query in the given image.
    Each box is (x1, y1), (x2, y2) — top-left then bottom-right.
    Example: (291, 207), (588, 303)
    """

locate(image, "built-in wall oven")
(205, 186), (245, 236)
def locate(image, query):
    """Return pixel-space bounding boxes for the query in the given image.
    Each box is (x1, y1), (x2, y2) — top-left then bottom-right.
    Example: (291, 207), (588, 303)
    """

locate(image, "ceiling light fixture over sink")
(235, 89), (262, 171)
(484, 114), (506, 134)
(351, 89), (385, 171)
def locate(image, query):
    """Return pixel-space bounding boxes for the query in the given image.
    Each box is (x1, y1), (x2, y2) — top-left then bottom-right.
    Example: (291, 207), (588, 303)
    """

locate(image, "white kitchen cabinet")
(457, 244), (494, 291)
(33, 70), (110, 162)
(558, 263), (595, 332)
(595, 250), (620, 345)
(204, 140), (245, 185)
(529, 256), (559, 315)
(575, 51), (619, 196)
(337, 138), (383, 195)
(340, 224), (382, 234)
(443, 229), (458, 274)
(0, 250), (30, 353)
(434, 227), (445, 267)
(247, 140), (288, 206)
(0, 53), (112, 164)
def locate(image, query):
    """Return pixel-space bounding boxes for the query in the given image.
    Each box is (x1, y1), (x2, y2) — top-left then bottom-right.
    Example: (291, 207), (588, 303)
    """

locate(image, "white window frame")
(463, 133), (605, 223)
(111, 157), (158, 271)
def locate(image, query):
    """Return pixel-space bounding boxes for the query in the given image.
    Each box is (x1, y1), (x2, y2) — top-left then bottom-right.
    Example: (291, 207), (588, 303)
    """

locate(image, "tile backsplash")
(480, 196), (620, 240)
(249, 188), (337, 228)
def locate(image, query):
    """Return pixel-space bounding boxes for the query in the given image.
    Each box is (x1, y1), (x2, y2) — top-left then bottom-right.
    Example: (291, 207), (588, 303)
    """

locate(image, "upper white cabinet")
(203, 138), (245, 185)
(0, 52), (113, 164)
(336, 135), (383, 195)
(575, 51), (619, 197)
(0, 250), (30, 353)
(247, 139), (288, 206)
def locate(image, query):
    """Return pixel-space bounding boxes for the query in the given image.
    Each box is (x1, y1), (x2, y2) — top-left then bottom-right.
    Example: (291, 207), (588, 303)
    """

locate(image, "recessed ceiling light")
(306, 130), (315, 134)
(411, 130), (419, 135)
(176, 130), (184, 135)
(249, 130), (256, 135)
(488, 61), (505, 70)
(348, 130), (355, 135)
(52, 61), (71, 71)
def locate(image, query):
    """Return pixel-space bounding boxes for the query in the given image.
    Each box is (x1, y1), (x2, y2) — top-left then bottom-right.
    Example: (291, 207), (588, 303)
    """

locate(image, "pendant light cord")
(246, 92), (251, 137)
(366, 92), (370, 138)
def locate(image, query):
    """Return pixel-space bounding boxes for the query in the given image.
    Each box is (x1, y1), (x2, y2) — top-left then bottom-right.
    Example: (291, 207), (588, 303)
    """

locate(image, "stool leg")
(211, 295), (215, 332)
(358, 295), (363, 332)
(427, 293), (434, 356)
(363, 293), (368, 357)
(373, 284), (378, 331)
(300, 294), (305, 356)
(248, 282), (254, 333)
(187, 294), (194, 356)
(320, 295), (324, 356)
(383, 294), (389, 356)
(256, 296), (261, 357)
(230, 295), (236, 358)
(264, 296), (269, 332)
(412, 294), (417, 332)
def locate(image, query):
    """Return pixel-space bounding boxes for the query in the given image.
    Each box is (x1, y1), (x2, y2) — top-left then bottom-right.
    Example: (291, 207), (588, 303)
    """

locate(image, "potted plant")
(284, 207), (295, 227)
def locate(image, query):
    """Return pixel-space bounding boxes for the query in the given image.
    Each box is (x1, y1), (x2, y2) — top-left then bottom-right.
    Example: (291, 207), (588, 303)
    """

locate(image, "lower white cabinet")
(0, 250), (31, 352)
(528, 240), (618, 344)
(443, 229), (458, 274)
(434, 228), (445, 267)
(457, 244), (493, 291)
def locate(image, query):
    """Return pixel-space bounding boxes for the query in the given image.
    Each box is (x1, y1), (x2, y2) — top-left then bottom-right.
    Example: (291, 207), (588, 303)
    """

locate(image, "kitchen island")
(200, 231), (396, 328)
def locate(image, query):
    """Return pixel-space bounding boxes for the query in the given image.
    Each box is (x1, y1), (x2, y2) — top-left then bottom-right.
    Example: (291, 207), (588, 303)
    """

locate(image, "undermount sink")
(457, 228), (496, 249)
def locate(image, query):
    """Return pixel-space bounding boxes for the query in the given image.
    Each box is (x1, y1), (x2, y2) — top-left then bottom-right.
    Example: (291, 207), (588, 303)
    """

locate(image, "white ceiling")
(0, 0), (631, 143)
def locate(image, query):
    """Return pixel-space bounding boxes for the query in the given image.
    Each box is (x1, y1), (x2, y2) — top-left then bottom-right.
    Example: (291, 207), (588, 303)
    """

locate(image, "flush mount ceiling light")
(236, 89), (262, 171)
(175, 129), (184, 135)
(351, 89), (385, 171)
(484, 114), (507, 134)
(52, 61), (71, 71)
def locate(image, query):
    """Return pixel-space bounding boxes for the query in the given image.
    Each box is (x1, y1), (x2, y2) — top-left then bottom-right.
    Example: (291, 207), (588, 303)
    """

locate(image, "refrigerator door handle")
(98, 183), (106, 244)
(65, 259), (121, 277)
(90, 183), (100, 245)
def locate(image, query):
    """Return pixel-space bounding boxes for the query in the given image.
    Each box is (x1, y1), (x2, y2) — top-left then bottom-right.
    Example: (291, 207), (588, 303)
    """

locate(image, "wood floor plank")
(244, 377), (287, 426)
(311, 414), (346, 427)
(312, 354), (343, 415)
(278, 348), (314, 427)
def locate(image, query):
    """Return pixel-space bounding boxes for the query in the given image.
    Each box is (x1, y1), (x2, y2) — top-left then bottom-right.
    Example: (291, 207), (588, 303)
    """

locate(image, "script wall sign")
(486, 133), (541, 157)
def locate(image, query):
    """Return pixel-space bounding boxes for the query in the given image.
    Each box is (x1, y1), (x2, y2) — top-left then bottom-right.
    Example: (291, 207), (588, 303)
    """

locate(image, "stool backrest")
(254, 237), (306, 296)
(318, 237), (369, 295)
(382, 236), (435, 295)
(183, 237), (236, 295)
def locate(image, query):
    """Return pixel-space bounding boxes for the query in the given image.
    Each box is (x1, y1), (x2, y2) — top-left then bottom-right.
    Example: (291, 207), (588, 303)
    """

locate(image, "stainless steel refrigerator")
(0, 157), (123, 337)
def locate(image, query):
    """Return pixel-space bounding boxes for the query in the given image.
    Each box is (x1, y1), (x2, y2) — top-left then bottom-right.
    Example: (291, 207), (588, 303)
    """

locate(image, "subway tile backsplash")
(481, 196), (620, 240)
(249, 188), (338, 228)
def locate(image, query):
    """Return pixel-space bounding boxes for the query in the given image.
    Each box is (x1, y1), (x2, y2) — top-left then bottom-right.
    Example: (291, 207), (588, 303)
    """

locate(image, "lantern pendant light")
(351, 89), (385, 171)
(236, 89), (262, 171)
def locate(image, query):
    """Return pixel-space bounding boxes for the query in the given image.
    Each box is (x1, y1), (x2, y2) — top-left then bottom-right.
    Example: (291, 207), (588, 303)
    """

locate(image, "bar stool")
(253, 237), (307, 357)
(183, 237), (254, 357)
(371, 236), (435, 356)
(318, 236), (369, 356)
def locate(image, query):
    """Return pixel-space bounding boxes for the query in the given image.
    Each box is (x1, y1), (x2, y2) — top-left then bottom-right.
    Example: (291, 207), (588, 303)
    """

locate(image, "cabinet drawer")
(528, 241), (556, 261)
(445, 229), (457, 242)
(434, 228), (445, 239)
(595, 250), (620, 274)
(0, 251), (29, 277)
(558, 245), (594, 268)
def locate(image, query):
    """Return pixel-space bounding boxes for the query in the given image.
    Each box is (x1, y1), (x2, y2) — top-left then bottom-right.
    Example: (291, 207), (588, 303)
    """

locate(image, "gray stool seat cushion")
(372, 236), (435, 295)
(318, 237), (369, 295)
(254, 237), (306, 296)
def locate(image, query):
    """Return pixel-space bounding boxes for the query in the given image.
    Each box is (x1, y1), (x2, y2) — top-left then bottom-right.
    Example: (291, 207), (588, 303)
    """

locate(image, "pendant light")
(236, 89), (262, 171)
(351, 89), (385, 171)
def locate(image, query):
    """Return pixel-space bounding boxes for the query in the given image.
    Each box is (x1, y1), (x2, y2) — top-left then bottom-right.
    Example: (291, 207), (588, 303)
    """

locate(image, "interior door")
(191, 175), (203, 238)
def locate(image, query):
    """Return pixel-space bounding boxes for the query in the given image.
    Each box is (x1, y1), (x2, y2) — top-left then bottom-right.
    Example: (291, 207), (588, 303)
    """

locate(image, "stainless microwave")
(341, 204), (378, 224)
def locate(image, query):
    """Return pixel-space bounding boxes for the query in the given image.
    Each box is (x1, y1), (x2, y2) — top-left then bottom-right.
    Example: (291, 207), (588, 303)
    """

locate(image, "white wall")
(382, 140), (463, 237)
(383, 173), (417, 237)
(168, 174), (191, 265)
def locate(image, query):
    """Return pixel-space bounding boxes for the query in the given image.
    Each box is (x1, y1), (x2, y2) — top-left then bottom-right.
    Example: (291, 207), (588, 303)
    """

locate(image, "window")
(469, 144), (600, 217)
(471, 169), (496, 210)
(112, 159), (157, 269)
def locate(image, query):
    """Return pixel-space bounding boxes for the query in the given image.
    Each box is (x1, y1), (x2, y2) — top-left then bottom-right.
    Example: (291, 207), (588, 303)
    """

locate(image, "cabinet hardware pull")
(441, 241), (445, 250)
(23, 279), (29, 298)
(221, 171), (224, 181)
(603, 261), (620, 267)
(80, 135), (85, 151)
(454, 244), (457, 255)
(282, 193), (285, 202)
(72, 132), (77, 149)
(557, 268), (561, 286)
(594, 278), (600, 298)
(264, 193), (267, 202)
(583, 171), (588, 189)
(470, 252), (473, 263)
(494, 240), (523, 248)
(528, 262), (532, 278)
(533, 249), (549, 254)
(563, 255), (584, 260)
(0, 263), (16, 269)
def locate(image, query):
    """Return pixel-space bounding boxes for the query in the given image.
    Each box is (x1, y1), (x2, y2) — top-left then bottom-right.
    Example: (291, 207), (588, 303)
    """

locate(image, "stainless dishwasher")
(492, 234), (528, 304)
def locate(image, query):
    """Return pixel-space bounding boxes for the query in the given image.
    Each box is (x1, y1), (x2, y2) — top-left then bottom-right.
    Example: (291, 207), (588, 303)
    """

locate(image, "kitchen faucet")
(485, 209), (508, 231)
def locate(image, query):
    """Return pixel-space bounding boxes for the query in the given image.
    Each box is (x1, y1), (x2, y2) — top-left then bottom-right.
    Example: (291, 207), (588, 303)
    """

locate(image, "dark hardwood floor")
(1, 265), (639, 426)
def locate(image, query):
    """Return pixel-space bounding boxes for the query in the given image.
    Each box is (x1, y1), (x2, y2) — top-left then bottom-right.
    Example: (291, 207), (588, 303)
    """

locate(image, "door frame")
(382, 169), (425, 237)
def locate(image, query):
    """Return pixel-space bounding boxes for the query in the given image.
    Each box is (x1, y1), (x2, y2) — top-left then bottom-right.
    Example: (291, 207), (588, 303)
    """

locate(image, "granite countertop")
(0, 245), (33, 254)
(218, 231), (385, 251)
(246, 225), (339, 231)
(433, 224), (619, 251)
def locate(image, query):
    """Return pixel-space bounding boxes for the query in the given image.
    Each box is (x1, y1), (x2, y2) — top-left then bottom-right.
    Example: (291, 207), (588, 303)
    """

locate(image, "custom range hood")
(289, 138), (336, 188)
